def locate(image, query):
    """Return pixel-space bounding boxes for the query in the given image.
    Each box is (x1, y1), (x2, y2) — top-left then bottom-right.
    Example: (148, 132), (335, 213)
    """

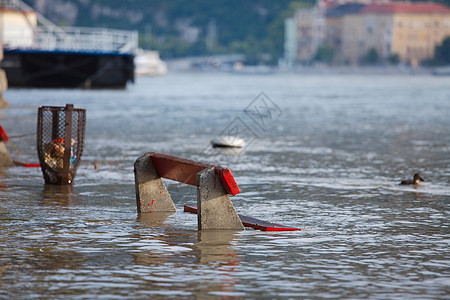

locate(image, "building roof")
(362, 2), (450, 14)
(326, 3), (367, 17)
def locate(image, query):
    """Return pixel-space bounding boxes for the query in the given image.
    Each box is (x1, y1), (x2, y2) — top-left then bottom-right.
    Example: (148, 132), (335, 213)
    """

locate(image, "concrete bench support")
(197, 167), (243, 230)
(134, 152), (244, 230)
(134, 153), (176, 213)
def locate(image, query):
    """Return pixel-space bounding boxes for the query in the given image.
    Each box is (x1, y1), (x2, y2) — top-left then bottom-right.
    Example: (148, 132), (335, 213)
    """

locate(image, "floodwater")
(0, 71), (449, 299)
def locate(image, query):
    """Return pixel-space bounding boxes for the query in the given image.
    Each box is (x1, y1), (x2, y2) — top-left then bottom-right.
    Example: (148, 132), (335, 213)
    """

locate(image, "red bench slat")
(148, 152), (240, 196)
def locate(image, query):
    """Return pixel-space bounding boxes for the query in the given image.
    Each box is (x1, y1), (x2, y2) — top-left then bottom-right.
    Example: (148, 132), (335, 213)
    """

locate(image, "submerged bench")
(134, 152), (244, 230)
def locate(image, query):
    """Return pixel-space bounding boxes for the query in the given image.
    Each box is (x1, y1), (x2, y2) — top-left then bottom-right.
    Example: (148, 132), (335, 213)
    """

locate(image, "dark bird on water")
(400, 173), (425, 185)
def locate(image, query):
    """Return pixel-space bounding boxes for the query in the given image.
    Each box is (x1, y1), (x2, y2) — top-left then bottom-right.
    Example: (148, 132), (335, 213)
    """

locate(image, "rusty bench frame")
(134, 152), (244, 230)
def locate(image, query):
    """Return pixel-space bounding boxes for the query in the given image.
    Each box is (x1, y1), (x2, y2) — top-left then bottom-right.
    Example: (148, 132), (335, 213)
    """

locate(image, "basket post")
(51, 110), (59, 141)
(62, 104), (73, 184)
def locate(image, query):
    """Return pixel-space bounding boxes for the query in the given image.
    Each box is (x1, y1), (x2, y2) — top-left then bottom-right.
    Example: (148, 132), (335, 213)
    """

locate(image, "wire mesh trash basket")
(37, 104), (86, 185)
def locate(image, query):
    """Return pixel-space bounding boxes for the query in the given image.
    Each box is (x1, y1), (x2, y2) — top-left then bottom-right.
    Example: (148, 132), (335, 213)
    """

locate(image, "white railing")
(1, 0), (138, 54)
(38, 26), (138, 54)
(4, 26), (138, 54)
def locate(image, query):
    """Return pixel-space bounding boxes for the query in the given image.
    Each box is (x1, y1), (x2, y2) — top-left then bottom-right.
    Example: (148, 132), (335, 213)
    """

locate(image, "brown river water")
(0, 71), (449, 299)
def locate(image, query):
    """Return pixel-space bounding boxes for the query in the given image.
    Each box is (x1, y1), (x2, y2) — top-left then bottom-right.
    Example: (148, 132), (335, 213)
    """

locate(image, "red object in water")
(184, 205), (301, 232)
(0, 126), (9, 142)
(214, 167), (240, 196)
(25, 163), (41, 168)
(13, 161), (41, 168)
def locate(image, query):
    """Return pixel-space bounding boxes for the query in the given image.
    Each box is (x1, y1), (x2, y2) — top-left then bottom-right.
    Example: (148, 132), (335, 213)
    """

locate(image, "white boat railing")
(1, 0), (138, 54)
(4, 26), (138, 54)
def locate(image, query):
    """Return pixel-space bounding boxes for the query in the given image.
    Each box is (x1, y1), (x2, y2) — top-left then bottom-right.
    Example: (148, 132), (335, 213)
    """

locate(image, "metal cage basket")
(37, 104), (86, 185)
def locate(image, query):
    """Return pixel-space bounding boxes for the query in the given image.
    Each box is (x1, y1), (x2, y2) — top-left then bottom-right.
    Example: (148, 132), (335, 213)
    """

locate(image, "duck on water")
(400, 173), (425, 185)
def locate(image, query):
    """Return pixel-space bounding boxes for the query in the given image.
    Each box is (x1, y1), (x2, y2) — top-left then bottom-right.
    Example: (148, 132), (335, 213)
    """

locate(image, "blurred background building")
(285, 0), (450, 66)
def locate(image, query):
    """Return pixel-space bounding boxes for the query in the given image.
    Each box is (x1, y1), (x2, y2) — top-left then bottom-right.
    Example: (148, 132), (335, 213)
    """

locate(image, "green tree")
(229, 37), (263, 65)
(433, 36), (450, 65)
(387, 53), (400, 65)
(314, 45), (335, 64)
(361, 48), (379, 65)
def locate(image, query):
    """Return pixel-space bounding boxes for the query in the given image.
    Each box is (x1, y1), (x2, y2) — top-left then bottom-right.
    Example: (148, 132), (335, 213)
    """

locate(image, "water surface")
(1, 72), (449, 299)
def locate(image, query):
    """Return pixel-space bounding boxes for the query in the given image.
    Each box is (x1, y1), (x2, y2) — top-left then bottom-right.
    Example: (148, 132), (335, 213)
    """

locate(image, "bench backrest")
(148, 152), (240, 196)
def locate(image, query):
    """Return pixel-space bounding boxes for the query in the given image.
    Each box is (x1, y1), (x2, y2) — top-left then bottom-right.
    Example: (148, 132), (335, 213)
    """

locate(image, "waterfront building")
(286, 1), (450, 66)
(326, 3), (367, 64)
(283, 17), (298, 67)
(284, 1), (327, 65)
(356, 2), (450, 66)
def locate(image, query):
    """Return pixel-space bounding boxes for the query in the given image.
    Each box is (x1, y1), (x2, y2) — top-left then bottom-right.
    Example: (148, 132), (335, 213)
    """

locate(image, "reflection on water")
(0, 72), (449, 299)
(194, 230), (240, 264)
(41, 184), (75, 206)
(138, 211), (175, 227)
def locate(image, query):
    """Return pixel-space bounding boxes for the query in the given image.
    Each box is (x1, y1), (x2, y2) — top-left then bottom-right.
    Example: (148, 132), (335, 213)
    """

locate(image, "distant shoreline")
(166, 62), (449, 76)
(278, 65), (434, 76)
